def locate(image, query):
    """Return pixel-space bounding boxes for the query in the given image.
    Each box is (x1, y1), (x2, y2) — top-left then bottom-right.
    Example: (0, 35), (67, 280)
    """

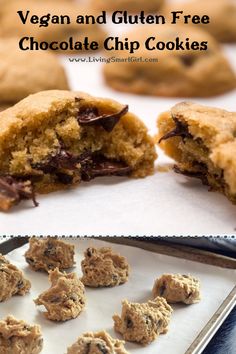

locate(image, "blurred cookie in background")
(0, 39), (69, 109)
(163, 0), (236, 43)
(89, 0), (165, 13)
(103, 25), (236, 97)
(0, 0), (106, 53)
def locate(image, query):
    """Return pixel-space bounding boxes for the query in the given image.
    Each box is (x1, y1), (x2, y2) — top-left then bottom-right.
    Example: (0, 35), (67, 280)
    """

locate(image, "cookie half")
(0, 90), (156, 210)
(157, 102), (236, 203)
(103, 25), (236, 97)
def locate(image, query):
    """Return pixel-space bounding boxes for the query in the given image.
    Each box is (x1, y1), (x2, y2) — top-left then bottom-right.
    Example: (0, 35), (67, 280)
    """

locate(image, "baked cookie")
(103, 25), (236, 97)
(81, 247), (130, 287)
(0, 39), (68, 107)
(0, 1), (106, 53)
(89, 0), (165, 13)
(152, 274), (201, 304)
(0, 254), (31, 302)
(0, 316), (43, 354)
(164, 0), (236, 43)
(25, 237), (75, 272)
(157, 102), (236, 203)
(0, 90), (156, 211)
(113, 297), (172, 344)
(67, 331), (129, 354)
(34, 268), (85, 321)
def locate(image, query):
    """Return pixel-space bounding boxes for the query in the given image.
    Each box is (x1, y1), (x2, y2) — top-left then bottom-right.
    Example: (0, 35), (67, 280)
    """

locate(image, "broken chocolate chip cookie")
(0, 254), (31, 302)
(113, 297), (172, 344)
(67, 331), (129, 354)
(0, 316), (43, 354)
(157, 102), (236, 203)
(0, 90), (156, 211)
(81, 247), (130, 287)
(152, 274), (201, 304)
(25, 237), (75, 272)
(34, 268), (85, 321)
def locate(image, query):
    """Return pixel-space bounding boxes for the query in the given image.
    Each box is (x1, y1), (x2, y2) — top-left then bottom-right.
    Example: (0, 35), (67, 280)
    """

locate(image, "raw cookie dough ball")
(67, 331), (129, 354)
(89, 0), (165, 13)
(0, 254), (31, 302)
(103, 24), (236, 97)
(25, 237), (75, 272)
(81, 247), (130, 287)
(152, 274), (201, 304)
(0, 39), (69, 107)
(113, 297), (172, 344)
(0, 316), (43, 354)
(163, 0), (236, 43)
(34, 268), (85, 321)
(0, 1), (106, 53)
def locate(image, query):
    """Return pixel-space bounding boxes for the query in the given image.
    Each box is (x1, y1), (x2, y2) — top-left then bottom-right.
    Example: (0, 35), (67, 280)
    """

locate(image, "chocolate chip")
(77, 105), (129, 132)
(125, 317), (133, 328)
(17, 280), (24, 289)
(55, 172), (73, 185)
(173, 165), (209, 186)
(44, 243), (56, 257)
(32, 149), (80, 174)
(96, 343), (109, 354)
(26, 257), (35, 266)
(180, 55), (196, 67)
(0, 176), (38, 211)
(80, 154), (132, 182)
(159, 116), (192, 143)
(187, 292), (193, 298)
(159, 283), (166, 296)
(86, 248), (93, 257)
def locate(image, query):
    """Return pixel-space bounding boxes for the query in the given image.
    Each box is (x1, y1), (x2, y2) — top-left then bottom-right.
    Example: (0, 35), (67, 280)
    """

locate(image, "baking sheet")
(0, 9), (236, 236)
(0, 238), (236, 354)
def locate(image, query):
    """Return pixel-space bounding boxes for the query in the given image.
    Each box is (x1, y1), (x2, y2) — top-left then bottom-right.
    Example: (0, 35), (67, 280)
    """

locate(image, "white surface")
(0, 24), (236, 235)
(1, 238), (236, 354)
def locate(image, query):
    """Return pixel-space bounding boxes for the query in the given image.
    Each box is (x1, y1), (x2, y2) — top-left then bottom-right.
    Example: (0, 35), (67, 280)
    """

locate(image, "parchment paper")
(1, 238), (235, 354)
(0, 10), (236, 236)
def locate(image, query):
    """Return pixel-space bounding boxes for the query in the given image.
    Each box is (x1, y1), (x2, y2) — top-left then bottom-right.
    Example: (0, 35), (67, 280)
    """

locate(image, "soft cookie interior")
(0, 90), (156, 209)
(157, 104), (236, 202)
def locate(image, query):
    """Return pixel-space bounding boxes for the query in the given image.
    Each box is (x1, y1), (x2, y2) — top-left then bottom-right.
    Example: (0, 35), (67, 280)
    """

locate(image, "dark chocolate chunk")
(17, 280), (24, 290)
(32, 149), (80, 174)
(26, 257), (35, 266)
(0, 176), (38, 211)
(125, 317), (133, 329)
(86, 248), (93, 257)
(173, 165), (209, 186)
(159, 282), (166, 296)
(56, 172), (74, 185)
(96, 343), (109, 354)
(159, 116), (192, 143)
(44, 242), (56, 257)
(77, 105), (129, 132)
(80, 154), (132, 182)
(32, 148), (131, 183)
(180, 55), (196, 67)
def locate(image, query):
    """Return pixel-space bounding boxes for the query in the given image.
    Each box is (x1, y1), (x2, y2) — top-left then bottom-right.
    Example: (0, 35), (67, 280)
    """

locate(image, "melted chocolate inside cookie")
(159, 116), (192, 143)
(77, 104), (129, 132)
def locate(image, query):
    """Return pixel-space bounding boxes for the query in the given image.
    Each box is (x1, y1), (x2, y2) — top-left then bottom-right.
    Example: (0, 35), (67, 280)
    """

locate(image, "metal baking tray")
(0, 237), (235, 354)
